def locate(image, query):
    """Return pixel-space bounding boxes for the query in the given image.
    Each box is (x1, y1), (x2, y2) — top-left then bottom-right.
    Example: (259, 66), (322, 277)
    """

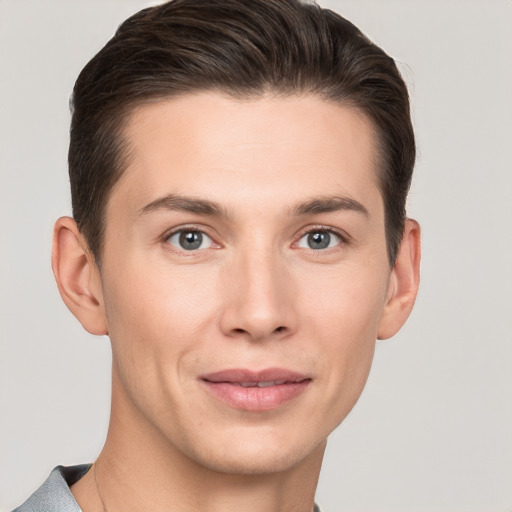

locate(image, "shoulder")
(12, 464), (91, 512)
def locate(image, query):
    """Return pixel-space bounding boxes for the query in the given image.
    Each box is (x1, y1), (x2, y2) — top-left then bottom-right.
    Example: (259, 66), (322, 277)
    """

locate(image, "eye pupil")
(179, 231), (203, 250)
(308, 231), (330, 250)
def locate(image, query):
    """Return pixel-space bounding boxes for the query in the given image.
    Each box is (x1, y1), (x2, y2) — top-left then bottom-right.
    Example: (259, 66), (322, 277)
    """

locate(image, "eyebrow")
(138, 193), (369, 220)
(138, 194), (229, 218)
(292, 196), (369, 217)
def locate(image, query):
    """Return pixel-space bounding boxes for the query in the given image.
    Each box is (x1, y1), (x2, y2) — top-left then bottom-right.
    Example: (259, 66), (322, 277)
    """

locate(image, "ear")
(377, 219), (421, 340)
(51, 216), (108, 336)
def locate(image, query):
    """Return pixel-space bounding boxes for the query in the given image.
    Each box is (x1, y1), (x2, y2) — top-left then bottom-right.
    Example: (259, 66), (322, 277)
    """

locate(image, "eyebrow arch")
(292, 196), (369, 217)
(138, 194), (229, 218)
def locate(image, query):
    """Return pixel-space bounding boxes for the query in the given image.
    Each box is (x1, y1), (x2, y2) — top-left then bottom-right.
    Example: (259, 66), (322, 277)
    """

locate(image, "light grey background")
(1, 1), (511, 511)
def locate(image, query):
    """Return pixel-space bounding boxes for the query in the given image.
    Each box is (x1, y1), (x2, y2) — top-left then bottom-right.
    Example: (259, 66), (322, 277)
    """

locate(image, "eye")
(167, 229), (214, 251)
(297, 229), (342, 250)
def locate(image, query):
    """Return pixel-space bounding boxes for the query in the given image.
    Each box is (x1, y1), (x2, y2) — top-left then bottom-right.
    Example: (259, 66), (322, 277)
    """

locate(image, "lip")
(200, 368), (311, 412)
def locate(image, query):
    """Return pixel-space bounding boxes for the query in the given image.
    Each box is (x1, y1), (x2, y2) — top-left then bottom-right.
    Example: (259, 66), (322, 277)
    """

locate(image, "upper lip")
(201, 368), (310, 385)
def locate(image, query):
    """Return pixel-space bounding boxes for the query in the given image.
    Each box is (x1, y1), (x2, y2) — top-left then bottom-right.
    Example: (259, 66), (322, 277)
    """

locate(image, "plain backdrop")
(1, 1), (511, 511)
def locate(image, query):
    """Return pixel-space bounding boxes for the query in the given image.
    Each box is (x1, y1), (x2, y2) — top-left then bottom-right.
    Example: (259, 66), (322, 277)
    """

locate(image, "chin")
(184, 429), (327, 476)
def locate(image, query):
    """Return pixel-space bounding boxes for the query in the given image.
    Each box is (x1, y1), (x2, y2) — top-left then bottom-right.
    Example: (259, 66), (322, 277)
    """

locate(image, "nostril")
(229, 325), (288, 338)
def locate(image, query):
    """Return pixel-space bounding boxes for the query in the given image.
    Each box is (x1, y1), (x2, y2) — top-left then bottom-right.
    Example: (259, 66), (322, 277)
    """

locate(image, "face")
(98, 92), (395, 474)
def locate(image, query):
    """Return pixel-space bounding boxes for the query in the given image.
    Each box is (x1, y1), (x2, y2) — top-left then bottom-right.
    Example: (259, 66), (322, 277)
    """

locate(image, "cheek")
(300, 266), (389, 413)
(102, 260), (220, 381)
(304, 262), (389, 340)
(101, 261), (224, 426)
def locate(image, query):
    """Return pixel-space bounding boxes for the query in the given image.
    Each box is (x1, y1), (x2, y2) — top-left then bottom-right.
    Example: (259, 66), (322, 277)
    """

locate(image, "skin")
(52, 92), (420, 512)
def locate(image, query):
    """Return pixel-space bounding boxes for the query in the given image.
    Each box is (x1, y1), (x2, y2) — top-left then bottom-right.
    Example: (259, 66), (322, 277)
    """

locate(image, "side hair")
(69, 0), (415, 264)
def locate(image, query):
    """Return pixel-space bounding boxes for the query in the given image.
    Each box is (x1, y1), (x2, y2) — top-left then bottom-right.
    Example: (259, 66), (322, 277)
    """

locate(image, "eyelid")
(160, 223), (349, 253)
(162, 224), (221, 252)
(293, 225), (350, 249)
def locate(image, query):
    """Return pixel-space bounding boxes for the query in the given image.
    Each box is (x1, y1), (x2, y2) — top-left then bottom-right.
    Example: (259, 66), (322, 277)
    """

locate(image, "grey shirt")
(12, 465), (91, 512)
(13, 464), (323, 512)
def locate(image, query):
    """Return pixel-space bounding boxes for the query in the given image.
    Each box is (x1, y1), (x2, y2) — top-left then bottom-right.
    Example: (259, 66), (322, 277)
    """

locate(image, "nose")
(218, 245), (297, 342)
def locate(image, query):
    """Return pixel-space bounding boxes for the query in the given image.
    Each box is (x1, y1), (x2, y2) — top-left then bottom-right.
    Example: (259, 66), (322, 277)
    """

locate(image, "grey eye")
(167, 230), (213, 251)
(297, 230), (341, 250)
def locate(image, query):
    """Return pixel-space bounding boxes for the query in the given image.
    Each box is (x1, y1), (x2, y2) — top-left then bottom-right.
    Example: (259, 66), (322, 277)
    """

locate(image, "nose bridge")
(220, 239), (296, 340)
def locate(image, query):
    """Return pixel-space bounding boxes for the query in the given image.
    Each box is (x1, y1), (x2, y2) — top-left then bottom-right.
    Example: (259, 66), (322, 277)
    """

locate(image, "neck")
(72, 374), (325, 512)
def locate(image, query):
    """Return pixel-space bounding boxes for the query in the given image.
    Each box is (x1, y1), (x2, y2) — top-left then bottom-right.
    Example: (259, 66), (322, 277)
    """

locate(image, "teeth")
(238, 380), (288, 388)
(257, 381), (275, 388)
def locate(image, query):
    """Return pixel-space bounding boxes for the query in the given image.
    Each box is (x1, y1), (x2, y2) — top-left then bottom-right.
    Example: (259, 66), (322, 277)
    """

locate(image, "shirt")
(13, 465), (323, 512)
(12, 465), (91, 512)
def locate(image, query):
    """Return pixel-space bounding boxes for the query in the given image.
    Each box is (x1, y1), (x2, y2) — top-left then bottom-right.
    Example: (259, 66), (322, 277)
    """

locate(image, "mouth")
(200, 368), (311, 412)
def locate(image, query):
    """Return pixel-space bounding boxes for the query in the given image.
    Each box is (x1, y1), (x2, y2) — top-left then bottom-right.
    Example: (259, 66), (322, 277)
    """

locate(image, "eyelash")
(163, 225), (218, 254)
(161, 224), (349, 254)
(295, 225), (348, 252)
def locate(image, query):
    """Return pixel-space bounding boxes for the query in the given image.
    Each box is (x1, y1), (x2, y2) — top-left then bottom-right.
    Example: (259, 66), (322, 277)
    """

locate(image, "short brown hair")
(69, 0), (415, 264)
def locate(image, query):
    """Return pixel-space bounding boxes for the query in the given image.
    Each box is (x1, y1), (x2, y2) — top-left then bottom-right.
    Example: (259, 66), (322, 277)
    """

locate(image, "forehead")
(111, 92), (382, 219)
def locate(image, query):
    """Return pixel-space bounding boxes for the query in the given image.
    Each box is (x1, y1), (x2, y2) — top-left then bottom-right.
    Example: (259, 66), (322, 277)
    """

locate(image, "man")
(13, 0), (420, 511)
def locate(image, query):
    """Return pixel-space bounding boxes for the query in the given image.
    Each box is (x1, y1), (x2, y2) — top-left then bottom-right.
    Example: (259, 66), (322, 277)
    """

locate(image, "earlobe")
(377, 219), (421, 340)
(51, 217), (108, 336)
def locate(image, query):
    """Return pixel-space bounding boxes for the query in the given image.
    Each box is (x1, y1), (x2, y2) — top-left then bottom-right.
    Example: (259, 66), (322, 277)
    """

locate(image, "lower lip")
(201, 380), (310, 411)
